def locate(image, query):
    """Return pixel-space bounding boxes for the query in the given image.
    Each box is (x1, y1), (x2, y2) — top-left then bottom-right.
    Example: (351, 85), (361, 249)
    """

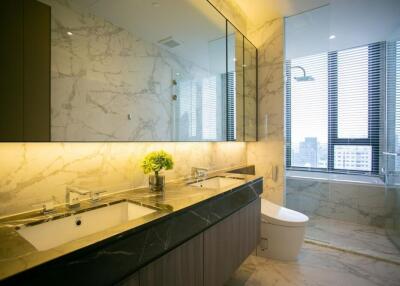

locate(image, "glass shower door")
(384, 39), (400, 251)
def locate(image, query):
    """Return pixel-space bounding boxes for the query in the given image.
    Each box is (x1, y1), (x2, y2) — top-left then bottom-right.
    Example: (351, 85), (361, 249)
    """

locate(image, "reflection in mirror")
(227, 22), (244, 141)
(45, 0), (227, 141)
(2, 0), (257, 142)
(226, 23), (257, 141)
(244, 38), (257, 141)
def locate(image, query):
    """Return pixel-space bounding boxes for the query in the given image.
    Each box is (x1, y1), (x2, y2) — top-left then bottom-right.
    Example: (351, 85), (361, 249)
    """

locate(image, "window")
(224, 72), (236, 141)
(287, 53), (328, 169)
(286, 42), (384, 174)
(387, 40), (400, 171)
(177, 76), (221, 141)
(395, 41), (400, 170)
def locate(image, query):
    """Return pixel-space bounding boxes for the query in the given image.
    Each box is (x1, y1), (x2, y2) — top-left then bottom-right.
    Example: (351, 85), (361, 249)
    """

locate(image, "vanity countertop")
(0, 170), (262, 283)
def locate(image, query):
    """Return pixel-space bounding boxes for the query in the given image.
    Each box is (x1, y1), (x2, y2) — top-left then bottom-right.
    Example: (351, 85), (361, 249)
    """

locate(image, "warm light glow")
(67, 31), (73, 36)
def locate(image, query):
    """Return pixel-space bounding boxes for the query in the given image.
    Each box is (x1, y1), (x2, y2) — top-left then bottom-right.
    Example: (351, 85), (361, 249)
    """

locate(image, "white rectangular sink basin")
(17, 202), (156, 251)
(189, 177), (244, 189)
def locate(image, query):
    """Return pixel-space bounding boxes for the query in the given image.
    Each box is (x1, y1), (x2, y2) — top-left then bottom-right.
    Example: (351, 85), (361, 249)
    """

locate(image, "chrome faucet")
(66, 186), (107, 208)
(191, 167), (208, 182)
(65, 186), (90, 209)
(90, 190), (107, 202)
(32, 200), (56, 215)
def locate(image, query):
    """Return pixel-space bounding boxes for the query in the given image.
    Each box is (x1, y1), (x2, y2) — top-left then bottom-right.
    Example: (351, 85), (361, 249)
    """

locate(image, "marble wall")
(247, 18), (285, 205)
(210, 0), (286, 204)
(0, 0), (285, 217)
(286, 178), (390, 227)
(208, 0), (248, 34)
(49, 0), (212, 141)
(0, 142), (246, 217)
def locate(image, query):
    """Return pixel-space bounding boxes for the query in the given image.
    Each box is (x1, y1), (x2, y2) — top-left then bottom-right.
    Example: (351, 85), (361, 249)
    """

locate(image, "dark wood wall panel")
(23, 0), (50, 141)
(0, 0), (24, 141)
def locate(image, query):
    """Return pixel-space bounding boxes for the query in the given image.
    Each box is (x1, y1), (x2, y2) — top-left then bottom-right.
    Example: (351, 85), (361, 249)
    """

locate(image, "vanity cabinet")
(139, 234), (204, 286)
(204, 198), (261, 286)
(0, 0), (50, 141)
(118, 198), (260, 286)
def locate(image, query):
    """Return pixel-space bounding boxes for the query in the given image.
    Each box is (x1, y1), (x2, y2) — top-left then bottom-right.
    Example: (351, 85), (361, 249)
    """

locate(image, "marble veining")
(306, 215), (400, 264)
(286, 177), (390, 227)
(247, 17), (285, 205)
(46, 0), (214, 142)
(208, 0), (248, 35)
(226, 243), (400, 286)
(0, 142), (246, 217)
(0, 173), (262, 284)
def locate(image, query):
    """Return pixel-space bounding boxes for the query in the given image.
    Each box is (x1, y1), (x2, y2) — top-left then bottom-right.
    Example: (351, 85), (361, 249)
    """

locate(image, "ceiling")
(234, 0), (329, 27)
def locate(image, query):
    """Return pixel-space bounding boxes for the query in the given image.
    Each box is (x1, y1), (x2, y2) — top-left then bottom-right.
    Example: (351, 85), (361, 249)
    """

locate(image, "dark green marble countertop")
(0, 172), (261, 281)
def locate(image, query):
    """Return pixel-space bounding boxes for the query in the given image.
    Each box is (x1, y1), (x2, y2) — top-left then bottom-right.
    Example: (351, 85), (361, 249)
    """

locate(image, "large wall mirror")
(0, 0), (257, 142)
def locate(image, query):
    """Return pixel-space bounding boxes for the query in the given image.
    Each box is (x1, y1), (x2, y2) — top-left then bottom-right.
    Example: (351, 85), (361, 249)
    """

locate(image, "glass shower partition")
(384, 39), (400, 251)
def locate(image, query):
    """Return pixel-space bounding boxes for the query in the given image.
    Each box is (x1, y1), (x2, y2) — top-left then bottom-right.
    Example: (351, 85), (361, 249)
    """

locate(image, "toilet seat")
(261, 199), (309, 227)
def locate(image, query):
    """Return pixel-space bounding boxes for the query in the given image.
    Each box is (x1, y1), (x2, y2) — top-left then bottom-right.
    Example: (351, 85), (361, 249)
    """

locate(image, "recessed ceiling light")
(67, 31), (73, 36)
(329, 35), (336, 40)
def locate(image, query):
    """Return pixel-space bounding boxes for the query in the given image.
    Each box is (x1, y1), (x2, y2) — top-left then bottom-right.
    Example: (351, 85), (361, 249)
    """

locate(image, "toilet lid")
(261, 199), (309, 227)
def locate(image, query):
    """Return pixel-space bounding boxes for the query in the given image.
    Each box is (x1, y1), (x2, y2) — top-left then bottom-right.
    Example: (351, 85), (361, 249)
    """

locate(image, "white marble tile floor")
(226, 243), (400, 286)
(306, 215), (400, 264)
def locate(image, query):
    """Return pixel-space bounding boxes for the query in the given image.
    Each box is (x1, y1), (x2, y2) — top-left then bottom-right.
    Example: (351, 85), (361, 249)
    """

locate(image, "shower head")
(291, 66), (314, 82)
(294, 75), (314, 82)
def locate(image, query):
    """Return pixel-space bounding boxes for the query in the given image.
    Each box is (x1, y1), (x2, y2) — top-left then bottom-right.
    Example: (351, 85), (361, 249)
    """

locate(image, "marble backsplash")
(0, 142), (246, 217)
(286, 177), (391, 227)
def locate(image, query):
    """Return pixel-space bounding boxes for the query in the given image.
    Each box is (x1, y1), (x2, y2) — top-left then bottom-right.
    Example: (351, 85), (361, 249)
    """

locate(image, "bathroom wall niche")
(1, 0), (257, 142)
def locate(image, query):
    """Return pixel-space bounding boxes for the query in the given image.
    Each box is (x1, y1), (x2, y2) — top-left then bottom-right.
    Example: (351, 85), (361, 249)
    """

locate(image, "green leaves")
(141, 150), (174, 174)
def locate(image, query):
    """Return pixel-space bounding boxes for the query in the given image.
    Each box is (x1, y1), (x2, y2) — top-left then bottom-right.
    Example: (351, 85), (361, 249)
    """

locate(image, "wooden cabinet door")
(140, 233), (203, 286)
(238, 198), (261, 262)
(204, 198), (261, 286)
(204, 211), (241, 286)
(0, 0), (50, 142)
(117, 272), (140, 286)
(1, 0), (24, 141)
(22, 0), (50, 141)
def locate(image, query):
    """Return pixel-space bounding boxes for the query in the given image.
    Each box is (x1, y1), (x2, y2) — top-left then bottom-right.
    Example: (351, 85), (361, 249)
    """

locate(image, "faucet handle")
(66, 186), (90, 196)
(90, 190), (107, 202)
(191, 167), (209, 179)
(32, 200), (56, 214)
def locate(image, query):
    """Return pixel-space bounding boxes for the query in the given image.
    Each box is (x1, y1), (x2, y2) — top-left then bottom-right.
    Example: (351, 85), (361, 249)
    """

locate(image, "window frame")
(286, 42), (384, 175)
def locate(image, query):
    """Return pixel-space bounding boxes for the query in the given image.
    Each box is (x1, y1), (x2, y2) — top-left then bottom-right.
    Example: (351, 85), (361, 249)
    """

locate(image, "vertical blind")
(395, 41), (400, 170)
(201, 76), (218, 140)
(177, 76), (219, 141)
(286, 53), (328, 169)
(225, 72), (236, 141)
(286, 41), (385, 174)
(387, 40), (400, 171)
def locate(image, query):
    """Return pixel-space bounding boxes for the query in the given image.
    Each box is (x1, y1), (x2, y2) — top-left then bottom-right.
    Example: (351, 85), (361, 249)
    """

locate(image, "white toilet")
(257, 199), (309, 261)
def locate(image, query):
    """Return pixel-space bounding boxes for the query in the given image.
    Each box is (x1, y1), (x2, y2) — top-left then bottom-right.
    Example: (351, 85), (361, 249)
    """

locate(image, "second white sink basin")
(189, 177), (244, 189)
(17, 201), (156, 251)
